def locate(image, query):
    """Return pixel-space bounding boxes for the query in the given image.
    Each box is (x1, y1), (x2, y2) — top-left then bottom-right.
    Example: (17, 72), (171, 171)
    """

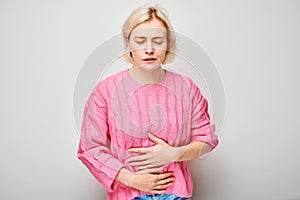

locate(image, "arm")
(127, 133), (213, 170)
(78, 84), (175, 193)
(181, 84), (219, 158)
(175, 141), (212, 162)
(77, 85), (124, 192)
(115, 168), (175, 194)
(127, 84), (218, 170)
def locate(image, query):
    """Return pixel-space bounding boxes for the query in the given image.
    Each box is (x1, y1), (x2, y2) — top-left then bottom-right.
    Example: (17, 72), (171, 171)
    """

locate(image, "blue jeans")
(132, 194), (191, 200)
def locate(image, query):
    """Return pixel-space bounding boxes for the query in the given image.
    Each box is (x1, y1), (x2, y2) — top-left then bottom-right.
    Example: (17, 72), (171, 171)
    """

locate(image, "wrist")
(115, 168), (134, 187)
(173, 145), (187, 162)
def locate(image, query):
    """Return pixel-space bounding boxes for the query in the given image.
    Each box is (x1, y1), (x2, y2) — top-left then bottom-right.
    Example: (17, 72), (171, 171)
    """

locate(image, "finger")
(126, 154), (148, 163)
(156, 176), (175, 186)
(137, 163), (163, 170)
(150, 189), (166, 194)
(156, 172), (174, 181)
(153, 182), (173, 190)
(129, 160), (153, 167)
(128, 147), (151, 153)
(136, 166), (164, 174)
(148, 132), (164, 144)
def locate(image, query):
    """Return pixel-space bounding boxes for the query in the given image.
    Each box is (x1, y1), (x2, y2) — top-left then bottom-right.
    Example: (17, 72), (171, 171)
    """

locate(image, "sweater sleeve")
(77, 83), (124, 192)
(190, 85), (219, 151)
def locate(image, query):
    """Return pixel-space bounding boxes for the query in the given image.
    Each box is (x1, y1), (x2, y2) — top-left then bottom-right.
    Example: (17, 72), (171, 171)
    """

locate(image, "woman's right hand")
(116, 168), (175, 194)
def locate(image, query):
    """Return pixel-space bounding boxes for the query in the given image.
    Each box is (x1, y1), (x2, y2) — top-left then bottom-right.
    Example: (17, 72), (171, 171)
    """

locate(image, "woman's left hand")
(126, 133), (182, 171)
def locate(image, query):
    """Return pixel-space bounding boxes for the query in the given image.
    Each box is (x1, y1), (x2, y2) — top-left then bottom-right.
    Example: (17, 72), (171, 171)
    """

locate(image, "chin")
(139, 63), (162, 71)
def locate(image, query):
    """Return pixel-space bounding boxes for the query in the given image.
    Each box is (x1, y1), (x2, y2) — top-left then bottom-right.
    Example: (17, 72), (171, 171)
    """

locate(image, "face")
(129, 18), (168, 70)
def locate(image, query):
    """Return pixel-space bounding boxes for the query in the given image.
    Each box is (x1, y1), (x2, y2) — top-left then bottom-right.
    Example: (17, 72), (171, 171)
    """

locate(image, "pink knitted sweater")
(77, 69), (218, 199)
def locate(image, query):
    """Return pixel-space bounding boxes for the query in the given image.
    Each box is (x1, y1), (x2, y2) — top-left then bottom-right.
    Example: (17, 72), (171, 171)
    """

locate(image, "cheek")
(129, 41), (143, 53)
(157, 50), (167, 59)
(131, 50), (143, 60)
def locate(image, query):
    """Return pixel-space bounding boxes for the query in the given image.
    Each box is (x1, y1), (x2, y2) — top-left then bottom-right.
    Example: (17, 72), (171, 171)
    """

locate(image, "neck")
(129, 66), (165, 85)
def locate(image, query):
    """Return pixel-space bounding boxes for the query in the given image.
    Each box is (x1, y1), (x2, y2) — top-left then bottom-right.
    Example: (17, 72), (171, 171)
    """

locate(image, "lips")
(143, 57), (157, 61)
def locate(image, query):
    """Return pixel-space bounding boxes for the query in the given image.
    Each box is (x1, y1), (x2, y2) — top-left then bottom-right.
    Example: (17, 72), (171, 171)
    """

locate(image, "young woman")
(77, 4), (218, 200)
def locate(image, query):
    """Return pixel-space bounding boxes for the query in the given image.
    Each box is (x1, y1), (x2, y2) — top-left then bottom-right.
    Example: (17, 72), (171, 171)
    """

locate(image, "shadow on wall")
(189, 155), (227, 200)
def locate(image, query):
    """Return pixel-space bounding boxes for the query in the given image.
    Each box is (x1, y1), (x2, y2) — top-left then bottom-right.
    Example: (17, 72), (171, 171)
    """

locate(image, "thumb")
(148, 132), (164, 144)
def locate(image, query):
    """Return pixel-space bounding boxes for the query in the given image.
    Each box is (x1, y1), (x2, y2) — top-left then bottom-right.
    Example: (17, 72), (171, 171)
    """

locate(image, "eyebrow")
(133, 36), (165, 40)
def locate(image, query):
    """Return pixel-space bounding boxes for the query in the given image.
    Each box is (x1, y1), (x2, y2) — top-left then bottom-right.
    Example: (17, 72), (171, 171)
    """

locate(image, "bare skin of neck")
(129, 66), (165, 85)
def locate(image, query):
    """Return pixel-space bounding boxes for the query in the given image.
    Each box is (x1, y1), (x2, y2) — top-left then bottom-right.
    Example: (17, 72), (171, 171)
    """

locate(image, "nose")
(145, 44), (154, 55)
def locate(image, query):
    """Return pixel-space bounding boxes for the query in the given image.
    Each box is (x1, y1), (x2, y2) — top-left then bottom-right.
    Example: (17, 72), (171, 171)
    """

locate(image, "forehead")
(131, 19), (167, 38)
(131, 28), (167, 38)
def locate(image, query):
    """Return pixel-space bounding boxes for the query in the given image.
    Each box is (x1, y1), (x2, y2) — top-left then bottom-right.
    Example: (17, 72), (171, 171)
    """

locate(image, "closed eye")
(153, 39), (164, 45)
(134, 37), (146, 45)
(135, 40), (145, 44)
(154, 41), (163, 45)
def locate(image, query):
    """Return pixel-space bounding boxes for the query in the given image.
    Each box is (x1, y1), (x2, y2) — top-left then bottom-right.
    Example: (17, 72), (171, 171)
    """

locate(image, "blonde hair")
(122, 4), (176, 64)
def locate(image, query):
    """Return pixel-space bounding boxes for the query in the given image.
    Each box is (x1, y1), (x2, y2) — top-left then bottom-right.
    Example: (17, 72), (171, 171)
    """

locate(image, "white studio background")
(1, 1), (300, 200)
